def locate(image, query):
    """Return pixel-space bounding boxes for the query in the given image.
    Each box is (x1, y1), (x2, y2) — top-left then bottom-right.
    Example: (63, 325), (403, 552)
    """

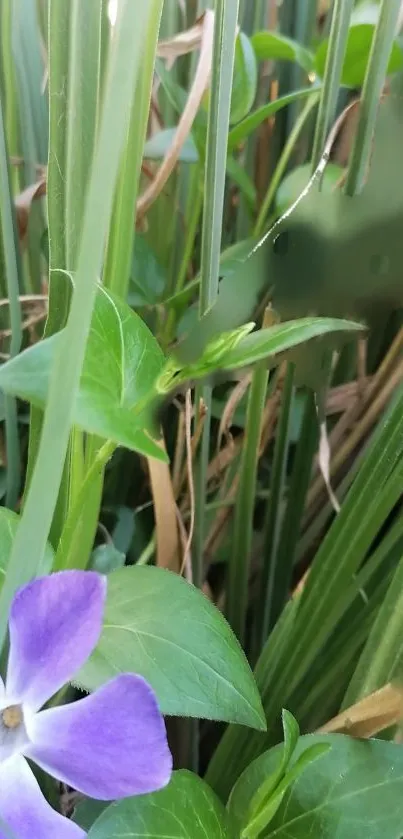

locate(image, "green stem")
(54, 441), (115, 571)
(254, 92), (320, 237)
(256, 363), (295, 647)
(0, 99), (22, 509)
(311, 0), (354, 169)
(163, 167), (203, 347)
(345, 0), (401, 195)
(226, 365), (268, 643)
(270, 391), (318, 624)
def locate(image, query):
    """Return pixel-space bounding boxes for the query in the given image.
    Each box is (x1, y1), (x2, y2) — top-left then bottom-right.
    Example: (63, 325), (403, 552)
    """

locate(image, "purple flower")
(0, 570), (172, 839)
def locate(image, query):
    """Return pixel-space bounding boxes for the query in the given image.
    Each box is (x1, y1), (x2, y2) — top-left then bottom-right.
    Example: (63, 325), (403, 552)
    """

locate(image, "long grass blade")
(0, 0), (155, 648)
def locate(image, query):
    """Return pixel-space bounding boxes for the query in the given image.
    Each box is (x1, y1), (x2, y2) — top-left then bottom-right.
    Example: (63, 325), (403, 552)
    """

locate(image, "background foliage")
(1, 0), (403, 836)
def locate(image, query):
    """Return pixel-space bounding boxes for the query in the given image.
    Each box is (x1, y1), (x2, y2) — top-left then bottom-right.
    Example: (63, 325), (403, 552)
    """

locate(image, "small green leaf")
(230, 33), (258, 125)
(0, 508), (53, 586)
(252, 31), (314, 73)
(76, 565), (266, 728)
(169, 319), (363, 390)
(315, 24), (403, 88)
(0, 287), (167, 461)
(228, 88), (319, 151)
(210, 319), (363, 375)
(246, 710), (300, 825)
(229, 734), (403, 838)
(144, 129), (199, 162)
(87, 771), (237, 839)
(275, 163), (343, 217)
(90, 543), (125, 575)
(243, 744), (330, 839)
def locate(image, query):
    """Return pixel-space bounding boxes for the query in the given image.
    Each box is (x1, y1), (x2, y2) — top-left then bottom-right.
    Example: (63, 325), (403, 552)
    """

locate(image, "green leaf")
(76, 565), (266, 728)
(252, 31), (314, 73)
(229, 734), (403, 839)
(245, 710), (301, 826)
(144, 128), (199, 162)
(230, 33), (258, 124)
(129, 234), (166, 307)
(0, 508), (53, 585)
(0, 286), (167, 461)
(227, 88), (319, 151)
(275, 163), (344, 217)
(87, 771), (237, 839)
(243, 744), (330, 839)
(90, 543), (125, 575)
(74, 800), (107, 832)
(167, 318), (364, 392)
(315, 24), (403, 88)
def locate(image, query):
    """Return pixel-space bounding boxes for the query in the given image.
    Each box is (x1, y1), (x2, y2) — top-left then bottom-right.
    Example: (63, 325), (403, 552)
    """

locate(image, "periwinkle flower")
(0, 570), (172, 838)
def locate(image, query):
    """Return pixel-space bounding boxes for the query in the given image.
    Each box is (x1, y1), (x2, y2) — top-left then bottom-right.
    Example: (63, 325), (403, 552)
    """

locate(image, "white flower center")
(0, 703), (30, 764)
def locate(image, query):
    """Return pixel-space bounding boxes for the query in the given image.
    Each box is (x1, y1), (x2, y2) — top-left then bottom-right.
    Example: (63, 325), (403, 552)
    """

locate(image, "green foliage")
(87, 771), (237, 838)
(0, 287), (166, 459)
(229, 734), (403, 839)
(1, 0), (403, 835)
(76, 565), (266, 728)
(0, 508), (53, 585)
(315, 23), (403, 87)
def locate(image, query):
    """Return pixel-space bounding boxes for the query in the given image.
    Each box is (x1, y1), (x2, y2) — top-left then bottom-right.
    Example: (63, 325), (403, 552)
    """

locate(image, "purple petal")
(7, 571), (106, 711)
(0, 755), (85, 839)
(26, 674), (172, 799)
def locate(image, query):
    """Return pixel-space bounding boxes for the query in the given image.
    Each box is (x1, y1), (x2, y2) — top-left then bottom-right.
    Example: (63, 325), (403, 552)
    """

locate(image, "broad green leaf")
(144, 129), (199, 162)
(315, 24), (403, 88)
(87, 771), (237, 839)
(76, 565), (266, 728)
(243, 744), (330, 839)
(229, 734), (403, 838)
(228, 88), (319, 151)
(166, 318), (363, 390)
(252, 31), (314, 73)
(0, 286), (167, 461)
(230, 33), (258, 125)
(0, 508), (53, 585)
(275, 163), (343, 217)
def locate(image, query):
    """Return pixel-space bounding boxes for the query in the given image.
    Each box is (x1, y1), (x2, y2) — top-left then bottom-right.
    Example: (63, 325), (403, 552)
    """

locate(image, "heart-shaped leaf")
(76, 565), (266, 729)
(0, 508), (53, 586)
(229, 733), (403, 838)
(87, 771), (237, 839)
(0, 287), (167, 461)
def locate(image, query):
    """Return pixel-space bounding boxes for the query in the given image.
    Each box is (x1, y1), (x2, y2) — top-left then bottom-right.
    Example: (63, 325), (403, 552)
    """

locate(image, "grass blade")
(0, 0), (155, 648)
